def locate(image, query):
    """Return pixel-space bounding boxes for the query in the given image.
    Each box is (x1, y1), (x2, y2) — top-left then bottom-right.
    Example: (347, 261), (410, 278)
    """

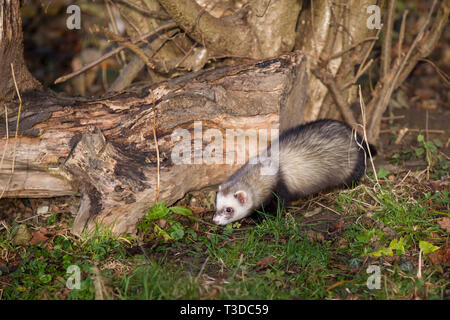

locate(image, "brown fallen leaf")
(437, 217), (450, 233)
(428, 243), (450, 265)
(39, 227), (54, 235)
(429, 180), (449, 193)
(256, 256), (277, 271)
(30, 231), (49, 245)
(307, 230), (325, 243)
(332, 219), (345, 232)
(186, 205), (207, 215)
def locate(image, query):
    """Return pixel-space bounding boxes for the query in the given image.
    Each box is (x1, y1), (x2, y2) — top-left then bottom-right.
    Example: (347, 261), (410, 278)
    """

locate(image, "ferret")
(213, 119), (376, 225)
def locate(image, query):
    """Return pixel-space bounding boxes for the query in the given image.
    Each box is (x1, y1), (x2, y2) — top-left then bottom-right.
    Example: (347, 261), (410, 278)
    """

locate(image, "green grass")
(0, 165), (448, 300)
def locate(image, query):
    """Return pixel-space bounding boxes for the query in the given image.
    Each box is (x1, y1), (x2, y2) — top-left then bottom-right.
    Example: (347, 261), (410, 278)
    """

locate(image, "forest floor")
(0, 3), (449, 298)
(0, 71), (448, 299)
(0, 157), (448, 299)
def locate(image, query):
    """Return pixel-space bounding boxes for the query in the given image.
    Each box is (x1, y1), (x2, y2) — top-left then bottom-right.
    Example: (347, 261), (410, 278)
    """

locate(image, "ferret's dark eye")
(225, 207), (233, 213)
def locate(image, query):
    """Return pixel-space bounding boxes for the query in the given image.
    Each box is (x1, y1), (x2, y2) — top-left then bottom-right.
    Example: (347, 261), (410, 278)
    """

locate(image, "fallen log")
(0, 52), (307, 234)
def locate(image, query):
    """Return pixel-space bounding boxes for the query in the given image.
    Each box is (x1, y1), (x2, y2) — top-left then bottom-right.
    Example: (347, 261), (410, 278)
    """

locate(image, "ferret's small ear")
(234, 191), (247, 205)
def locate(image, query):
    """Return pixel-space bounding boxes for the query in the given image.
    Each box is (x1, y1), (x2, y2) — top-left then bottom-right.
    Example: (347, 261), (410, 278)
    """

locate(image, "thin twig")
(54, 21), (177, 84)
(358, 85), (379, 186)
(255, 0), (272, 18)
(397, 10), (409, 63)
(368, 0), (439, 140)
(174, 41), (197, 69)
(357, 28), (381, 78)
(116, 0), (171, 19)
(393, 0), (438, 92)
(113, 1), (142, 36)
(102, 27), (155, 69)
(0, 105), (9, 174)
(151, 90), (160, 203)
(343, 58), (374, 89)
(0, 64), (23, 199)
(312, 68), (357, 126)
(106, 0), (126, 64)
(381, 0), (396, 79)
(426, 109), (430, 180)
(420, 58), (450, 85)
(196, 256), (210, 280)
(328, 37), (379, 61)
(380, 128), (446, 135)
(313, 201), (341, 216)
(381, 115), (405, 120)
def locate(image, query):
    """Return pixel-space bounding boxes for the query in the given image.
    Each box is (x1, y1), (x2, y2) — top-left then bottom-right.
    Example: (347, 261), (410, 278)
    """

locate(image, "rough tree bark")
(1, 0), (447, 235)
(0, 0), (41, 102)
(0, 52), (307, 235)
(0, 0), (308, 235)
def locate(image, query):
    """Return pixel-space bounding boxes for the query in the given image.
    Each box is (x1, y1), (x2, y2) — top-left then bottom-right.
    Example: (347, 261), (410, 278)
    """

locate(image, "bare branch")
(327, 36), (379, 61)
(368, 0), (446, 141)
(116, 0), (171, 20)
(397, 9), (409, 63)
(54, 21), (178, 84)
(381, 0), (396, 79)
(312, 68), (357, 126)
(158, 0), (261, 57)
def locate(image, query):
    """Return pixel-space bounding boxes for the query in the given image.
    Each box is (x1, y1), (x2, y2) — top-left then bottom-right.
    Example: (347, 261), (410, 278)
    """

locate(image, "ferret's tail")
(362, 141), (377, 157)
(353, 129), (377, 158)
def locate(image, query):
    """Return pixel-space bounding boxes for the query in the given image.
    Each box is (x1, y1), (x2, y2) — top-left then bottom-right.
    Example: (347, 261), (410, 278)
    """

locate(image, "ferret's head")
(213, 185), (253, 225)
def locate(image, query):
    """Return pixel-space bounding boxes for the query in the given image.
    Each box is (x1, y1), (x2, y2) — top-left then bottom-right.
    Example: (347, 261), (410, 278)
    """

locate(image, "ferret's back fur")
(276, 119), (372, 200)
(219, 119), (375, 209)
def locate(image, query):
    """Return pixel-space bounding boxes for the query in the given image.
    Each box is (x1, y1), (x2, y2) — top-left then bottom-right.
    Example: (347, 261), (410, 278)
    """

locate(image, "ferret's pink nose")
(212, 216), (220, 225)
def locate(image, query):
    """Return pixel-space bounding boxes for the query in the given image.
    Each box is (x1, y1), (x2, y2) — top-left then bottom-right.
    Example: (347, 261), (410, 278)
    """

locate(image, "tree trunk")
(0, 0), (41, 102)
(0, 52), (307, 235)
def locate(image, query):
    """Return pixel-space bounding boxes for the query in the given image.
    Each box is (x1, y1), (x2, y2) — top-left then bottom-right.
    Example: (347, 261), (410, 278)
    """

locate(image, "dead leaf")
(39, 227), (54, 235)
(186, 205), (207, 215)
(307, 230), (325, 243)
(437, 218), (450, 233)
(332, 219), (345, 232)
(428, 244), (450, 265)
(256, 257), (277, 271)
(429, 180), (449, 193)
(30, 231), (49, 246)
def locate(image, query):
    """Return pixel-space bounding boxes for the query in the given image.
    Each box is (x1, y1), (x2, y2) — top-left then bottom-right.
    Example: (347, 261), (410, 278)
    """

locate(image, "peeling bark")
(0, 0), (41, 102)
(0, 53), (307, 235)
